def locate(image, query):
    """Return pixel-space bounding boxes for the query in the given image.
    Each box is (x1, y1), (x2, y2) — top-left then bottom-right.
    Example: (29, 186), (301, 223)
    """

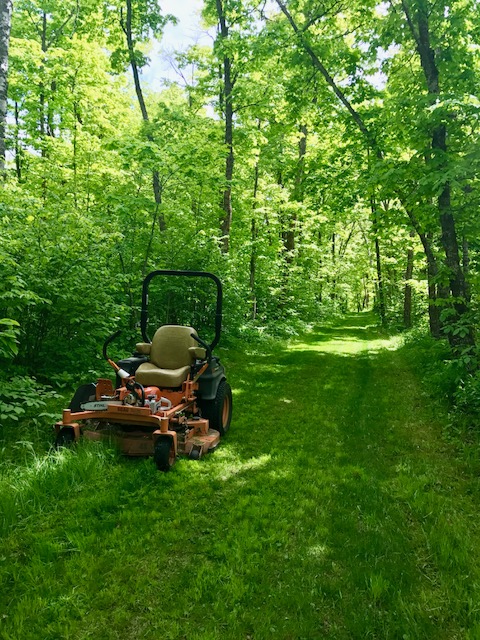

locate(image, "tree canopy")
(1, 0), (480, 382)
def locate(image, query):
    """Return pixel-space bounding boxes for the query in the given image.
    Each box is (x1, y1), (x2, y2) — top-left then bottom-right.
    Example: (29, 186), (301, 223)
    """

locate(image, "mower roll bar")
(191, 333), (212, 362)
(103, 329), (122, 360)
(140, 270), (223, 351)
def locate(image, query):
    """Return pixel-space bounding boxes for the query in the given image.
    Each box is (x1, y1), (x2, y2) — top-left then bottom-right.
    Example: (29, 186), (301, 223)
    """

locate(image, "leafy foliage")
(0, 0), (479, 408)
(0, 376), (61, 424)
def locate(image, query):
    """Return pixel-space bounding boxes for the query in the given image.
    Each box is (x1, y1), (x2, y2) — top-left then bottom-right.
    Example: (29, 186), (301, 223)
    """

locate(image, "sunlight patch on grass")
(212, 451), (272, 481)
(307, 544), (328, 558)
(290, 334), (403, 355)
(267, 467), (292, 479)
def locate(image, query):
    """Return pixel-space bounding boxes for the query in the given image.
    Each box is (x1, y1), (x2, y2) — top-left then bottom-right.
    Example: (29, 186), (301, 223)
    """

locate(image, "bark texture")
(0, 0), (13, 174)
(403, 235), (414, 329)
(216, 0), (234, 253)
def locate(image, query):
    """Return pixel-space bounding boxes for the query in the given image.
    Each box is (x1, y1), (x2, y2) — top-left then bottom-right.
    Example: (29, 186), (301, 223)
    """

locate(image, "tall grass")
(0, 443), (116, 535)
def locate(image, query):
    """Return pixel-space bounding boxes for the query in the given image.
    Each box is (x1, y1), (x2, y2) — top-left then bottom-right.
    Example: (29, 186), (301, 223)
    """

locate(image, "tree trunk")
(370, 197), (386, 325)
(250, 132), (260, 320)
(14, 101), (22, 181)
(39, 12), (47, 147)
(250, 216), (257, 320)
(462, 236), (471, 303)
(285, 124), (307, 263)
(216, 0), (234, 253)
(419, 231), (443, 338)
(401, 0), (473, 347)
(123, 0), (166, 232)
(330, 232), (337, 301)
(404, 209), (442, 337)
(47, 80), (56, 137)
(0, 0), (13, 175)
(403, 233), (414, 328)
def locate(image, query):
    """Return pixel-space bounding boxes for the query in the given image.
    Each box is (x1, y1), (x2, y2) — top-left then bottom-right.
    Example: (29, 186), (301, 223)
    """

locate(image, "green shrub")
(0, 376), (61, 425)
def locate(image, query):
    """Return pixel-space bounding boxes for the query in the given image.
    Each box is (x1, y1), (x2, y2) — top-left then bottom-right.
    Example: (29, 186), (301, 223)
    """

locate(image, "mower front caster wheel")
(55, 427), (75, 449)
(153, 437), (175, 472)
(188, 447), (202, 461)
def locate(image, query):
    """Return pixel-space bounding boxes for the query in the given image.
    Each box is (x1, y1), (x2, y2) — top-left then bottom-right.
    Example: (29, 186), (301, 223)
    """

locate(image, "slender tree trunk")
(14, 101), (22, 181)
(143, 198), (162, 277)
(462, 236), (471, 303)
(0, 0), (13, 176)
(403, 233), (414, 328)
(123, 0), (166, 232)
(250, 216), (257, 320)
(317, 229), (323, 303)
(284, 124), (307, 263)
(216, 0), (234, 253)
(40, 12), (47, 147)
(47, 80), (56, 137)
(371, 197), (386, 325)
(419, 231), (442, 338)
(39, 11), (49, 202)
(339, 222), (356, 258)
(405, 209), (442, 337)
(330, 232), (337, 301)
(363, 276), (369, 309)
(250, 132), (260, 320)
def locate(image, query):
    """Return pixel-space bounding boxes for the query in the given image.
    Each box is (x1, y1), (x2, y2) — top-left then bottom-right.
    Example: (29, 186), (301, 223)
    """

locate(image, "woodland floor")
(2, 313), (480, 639)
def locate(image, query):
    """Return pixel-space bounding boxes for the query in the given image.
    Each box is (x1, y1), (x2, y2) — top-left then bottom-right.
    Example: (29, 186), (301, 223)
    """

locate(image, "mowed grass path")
(2, 313), (480, 639)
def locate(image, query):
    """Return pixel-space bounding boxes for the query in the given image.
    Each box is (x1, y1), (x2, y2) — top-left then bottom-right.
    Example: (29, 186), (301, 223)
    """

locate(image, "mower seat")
(134, 325), (205, 388)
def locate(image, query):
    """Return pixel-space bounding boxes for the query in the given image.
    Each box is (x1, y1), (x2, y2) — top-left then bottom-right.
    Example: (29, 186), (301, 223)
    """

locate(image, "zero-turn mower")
(54, 270), (232, 471)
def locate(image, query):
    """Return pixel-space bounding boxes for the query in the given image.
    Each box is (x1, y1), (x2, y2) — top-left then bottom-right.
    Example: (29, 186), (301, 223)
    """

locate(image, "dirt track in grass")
(2, 313), (480, 639)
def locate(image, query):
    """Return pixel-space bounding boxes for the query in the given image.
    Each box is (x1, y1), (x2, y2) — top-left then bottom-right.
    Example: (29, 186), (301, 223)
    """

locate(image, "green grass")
(2, 312), (480, 639)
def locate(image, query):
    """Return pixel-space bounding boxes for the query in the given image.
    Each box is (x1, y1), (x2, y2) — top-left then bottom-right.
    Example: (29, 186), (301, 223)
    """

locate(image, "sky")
(161, 0), (205, 46)
(142, 0), (212, 91)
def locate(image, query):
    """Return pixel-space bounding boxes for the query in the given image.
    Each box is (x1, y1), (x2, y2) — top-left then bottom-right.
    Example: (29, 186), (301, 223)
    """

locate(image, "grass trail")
(2, 313), (480, 639)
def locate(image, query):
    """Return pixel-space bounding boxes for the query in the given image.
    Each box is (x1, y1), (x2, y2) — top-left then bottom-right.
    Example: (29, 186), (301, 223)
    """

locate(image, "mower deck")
(82, 423), (220, 457)
(55, 381), (220, 459)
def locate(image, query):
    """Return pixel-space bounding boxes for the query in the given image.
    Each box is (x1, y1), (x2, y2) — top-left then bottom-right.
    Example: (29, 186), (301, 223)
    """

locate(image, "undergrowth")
(403, 326), (480, 429)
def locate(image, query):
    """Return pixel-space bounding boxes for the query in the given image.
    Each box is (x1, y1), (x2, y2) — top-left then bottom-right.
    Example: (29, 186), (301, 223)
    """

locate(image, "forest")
(0, 0), (478, 387)
(1, 1), (480, 637)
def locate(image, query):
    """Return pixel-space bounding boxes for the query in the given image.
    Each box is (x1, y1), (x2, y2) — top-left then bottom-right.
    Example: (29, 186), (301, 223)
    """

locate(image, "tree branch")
(391, 0), (421, 50)
(275, 0), (382, 158)
(46, 4), (79, 50)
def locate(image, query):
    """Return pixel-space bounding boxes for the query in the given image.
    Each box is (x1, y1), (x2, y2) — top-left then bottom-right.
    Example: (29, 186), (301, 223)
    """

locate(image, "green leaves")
(0, 319), (20, 358)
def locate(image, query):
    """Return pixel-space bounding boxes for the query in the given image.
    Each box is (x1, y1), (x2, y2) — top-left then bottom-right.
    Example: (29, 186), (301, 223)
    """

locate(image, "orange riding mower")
(54, 270), (232, 471)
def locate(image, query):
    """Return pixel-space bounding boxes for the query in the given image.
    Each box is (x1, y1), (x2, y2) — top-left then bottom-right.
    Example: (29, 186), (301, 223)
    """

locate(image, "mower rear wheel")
(153, 437), (175, 472)
(200, 379), (232, 436)
(55, 427), (75, 449)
